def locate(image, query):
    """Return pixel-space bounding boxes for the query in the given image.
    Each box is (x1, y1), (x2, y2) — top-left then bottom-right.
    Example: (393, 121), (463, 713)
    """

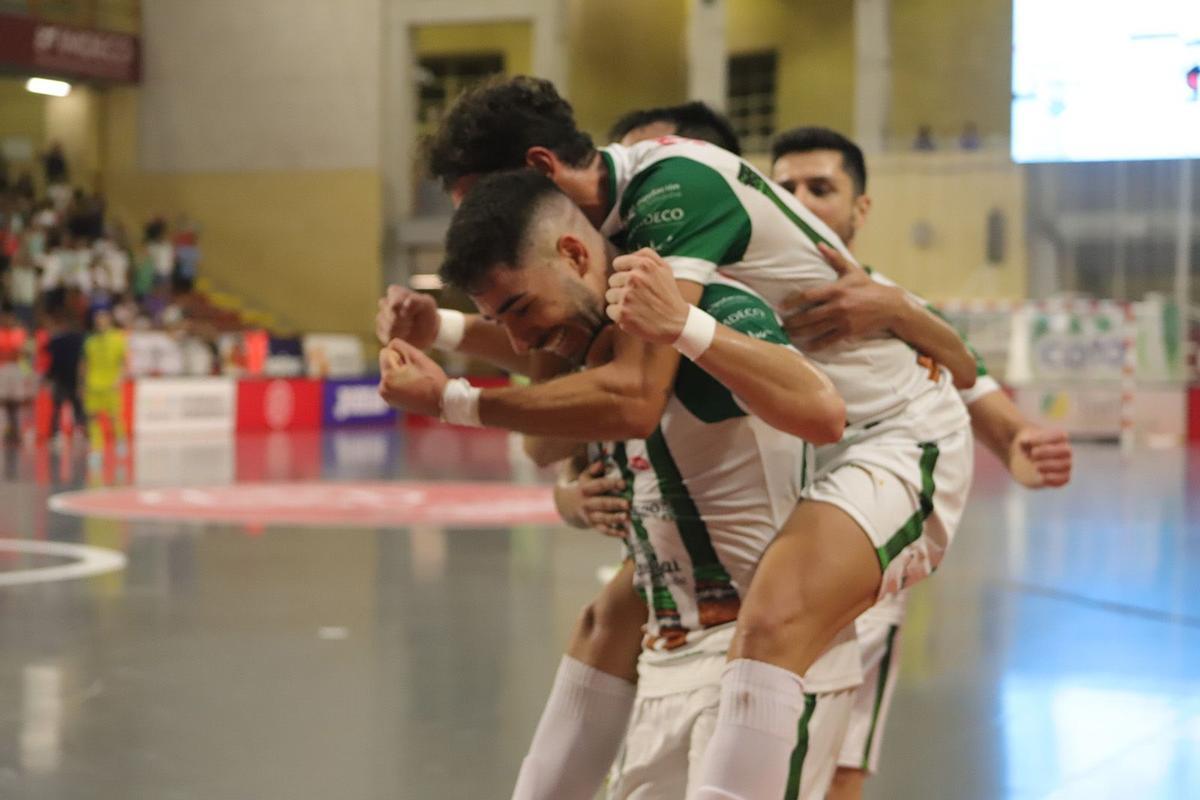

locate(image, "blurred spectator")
(42, 143), (72, 211)
(0, 307), (32, 445)
(45, 312), (86, 448)
(914, 124), (937, 151)
(40, 227), (68, 313)
(960, 121), (982, 150)
(7, 253), (38, 330)
(14, 171), (35, 202)
(144, 217), (174, 290)
(172, 214), (201, 294)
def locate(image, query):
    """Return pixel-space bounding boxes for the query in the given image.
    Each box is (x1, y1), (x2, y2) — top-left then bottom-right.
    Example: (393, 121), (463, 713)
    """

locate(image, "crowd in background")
(0, 143), (205, 447)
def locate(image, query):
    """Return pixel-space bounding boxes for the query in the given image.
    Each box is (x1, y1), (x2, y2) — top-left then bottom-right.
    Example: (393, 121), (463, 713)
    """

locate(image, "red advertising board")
(236, 378), (323, 433)
(0, 13), (140, 83)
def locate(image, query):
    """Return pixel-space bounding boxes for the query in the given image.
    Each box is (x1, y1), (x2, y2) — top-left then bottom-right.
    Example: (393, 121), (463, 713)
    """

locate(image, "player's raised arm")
(606, 249), (844, 444)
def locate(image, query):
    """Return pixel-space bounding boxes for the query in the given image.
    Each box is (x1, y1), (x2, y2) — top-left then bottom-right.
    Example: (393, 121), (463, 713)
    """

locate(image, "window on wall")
(727, 51), (778, 153)
(416, 54), (505, 139)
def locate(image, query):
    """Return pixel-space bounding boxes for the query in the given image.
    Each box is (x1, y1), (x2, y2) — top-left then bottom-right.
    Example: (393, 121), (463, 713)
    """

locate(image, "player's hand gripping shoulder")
(376, 285), (440, 349)
(781, 244), (977, 389)
(378, 339), (448, 417)
(780, 244), (905, 347)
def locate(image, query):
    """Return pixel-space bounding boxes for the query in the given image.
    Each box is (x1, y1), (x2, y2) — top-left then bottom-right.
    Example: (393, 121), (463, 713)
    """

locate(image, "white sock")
(511, 656), (637, 800)
(690, 659), (806, 800)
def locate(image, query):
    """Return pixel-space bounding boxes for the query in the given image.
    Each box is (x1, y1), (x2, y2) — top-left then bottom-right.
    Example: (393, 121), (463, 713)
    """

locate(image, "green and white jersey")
(600, 137), (970, 439)
(866, 269), (1002, 406)
(600, 275), (860, 693)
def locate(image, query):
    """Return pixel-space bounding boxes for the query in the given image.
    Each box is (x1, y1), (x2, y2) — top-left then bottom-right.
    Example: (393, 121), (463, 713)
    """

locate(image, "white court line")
(0, 540), (127, 588)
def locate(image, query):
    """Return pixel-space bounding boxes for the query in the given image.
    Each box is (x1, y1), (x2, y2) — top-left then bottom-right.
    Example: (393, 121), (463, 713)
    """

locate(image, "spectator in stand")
(42, 143), (72, 211)
(7, 248), (38, 331)
(172, 215), (200, 294)
(144, 217), (174, 291)
(82, 307), (127, 459)
(960, 121), (982, 150)
(14, 170), (35, 202)
(40, 227), (68, 313)
(132, 238), (157, 304)
(914, 124), (937, 151)
(0, 307), (32, 445)
(45, 311), (86, 449)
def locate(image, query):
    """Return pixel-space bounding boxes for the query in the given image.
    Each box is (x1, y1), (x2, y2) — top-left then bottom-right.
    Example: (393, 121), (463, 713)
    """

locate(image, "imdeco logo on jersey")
(640, 207), (685, 227)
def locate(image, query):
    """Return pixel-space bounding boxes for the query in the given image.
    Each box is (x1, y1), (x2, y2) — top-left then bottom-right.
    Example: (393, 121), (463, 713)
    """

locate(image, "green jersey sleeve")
(620, 157), (752, 286)
(673, 280), (792, 423)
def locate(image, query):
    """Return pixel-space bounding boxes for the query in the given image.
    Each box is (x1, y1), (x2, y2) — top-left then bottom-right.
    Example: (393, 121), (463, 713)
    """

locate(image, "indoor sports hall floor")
(0, 426), (1197, 800)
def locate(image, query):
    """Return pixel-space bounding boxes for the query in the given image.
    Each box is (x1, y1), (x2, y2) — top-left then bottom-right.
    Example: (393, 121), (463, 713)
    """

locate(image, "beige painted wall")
(728, 0), (856, 142)
(567, 0), (689, 140)
(890, 0), (1012, 144)
(856, 152), (1027, 301)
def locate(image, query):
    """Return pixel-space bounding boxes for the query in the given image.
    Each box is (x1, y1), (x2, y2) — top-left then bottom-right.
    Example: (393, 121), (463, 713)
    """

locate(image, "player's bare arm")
(966, 391), (1072, 488)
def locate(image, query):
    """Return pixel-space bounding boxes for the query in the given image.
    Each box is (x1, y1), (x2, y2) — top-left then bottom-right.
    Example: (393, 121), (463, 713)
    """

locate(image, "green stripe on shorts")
(876, 442), (940, 571)
(861, 624), (900, 771)
(783, 693), (818, 800)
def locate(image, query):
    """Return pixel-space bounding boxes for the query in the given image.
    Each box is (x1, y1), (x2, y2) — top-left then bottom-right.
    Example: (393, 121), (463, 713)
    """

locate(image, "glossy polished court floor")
(0, 426), (1197, 800)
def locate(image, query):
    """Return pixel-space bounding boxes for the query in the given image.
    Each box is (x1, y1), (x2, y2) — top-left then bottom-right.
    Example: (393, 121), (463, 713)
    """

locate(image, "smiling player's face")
(469, 236), (609, 365)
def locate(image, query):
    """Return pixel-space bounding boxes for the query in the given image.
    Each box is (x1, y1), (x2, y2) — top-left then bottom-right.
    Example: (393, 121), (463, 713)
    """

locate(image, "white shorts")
(0, 363), (32, 402)
(607, 652), (854, 800)
(803, 423), (973, 598)
(837, 613), (905, 774)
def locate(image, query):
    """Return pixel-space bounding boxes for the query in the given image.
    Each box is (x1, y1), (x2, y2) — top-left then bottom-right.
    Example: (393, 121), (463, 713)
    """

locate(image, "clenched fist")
(375, 285), (440, 349)
(604, 248), (689, 345)
(378, 339), (448, 417)
(1010, 427), (1073, 489)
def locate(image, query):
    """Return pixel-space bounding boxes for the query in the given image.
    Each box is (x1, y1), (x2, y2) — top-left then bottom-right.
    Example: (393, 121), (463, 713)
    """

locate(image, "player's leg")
(512, 559), (646, 800)
(84, 390), (102, 451)
(3, 400), (18, 444)
(828, 614), (905, 800)
(108, 387), (127, 447)
(607, 691), (694, 799)
(694, 428), (973, 800)
(687, 681), (854, 800)
(692, 501), (880, 800)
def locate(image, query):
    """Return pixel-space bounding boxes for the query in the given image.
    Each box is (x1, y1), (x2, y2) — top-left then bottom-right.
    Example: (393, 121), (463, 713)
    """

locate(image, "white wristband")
(440, 378), (482, 426)
(672, 305), (717, 361)
(433, 309), (466, 351)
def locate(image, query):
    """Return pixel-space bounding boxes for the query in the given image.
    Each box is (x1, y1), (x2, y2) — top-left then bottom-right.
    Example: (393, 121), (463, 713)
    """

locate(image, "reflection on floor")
(0, 427), (1196, 799)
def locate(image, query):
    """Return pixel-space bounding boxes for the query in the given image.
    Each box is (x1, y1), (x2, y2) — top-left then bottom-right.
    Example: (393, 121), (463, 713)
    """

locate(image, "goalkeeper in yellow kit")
(82, 308), (127, 458)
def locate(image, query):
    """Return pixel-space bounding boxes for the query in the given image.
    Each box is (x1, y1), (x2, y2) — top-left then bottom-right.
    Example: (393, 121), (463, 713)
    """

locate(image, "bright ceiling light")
(25, 78), (72, 97)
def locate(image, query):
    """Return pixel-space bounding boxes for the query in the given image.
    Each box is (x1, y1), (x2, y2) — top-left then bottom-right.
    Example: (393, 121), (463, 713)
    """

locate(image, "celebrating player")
(379, 76), (977, 799)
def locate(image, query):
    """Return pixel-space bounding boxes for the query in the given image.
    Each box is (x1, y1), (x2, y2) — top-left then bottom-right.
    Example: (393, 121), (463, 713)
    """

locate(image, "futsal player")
(379, 75), (977, 799)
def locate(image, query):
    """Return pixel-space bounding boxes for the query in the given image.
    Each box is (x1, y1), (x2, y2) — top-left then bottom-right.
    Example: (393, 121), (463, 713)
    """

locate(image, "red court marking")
(49, 481), (560, 528)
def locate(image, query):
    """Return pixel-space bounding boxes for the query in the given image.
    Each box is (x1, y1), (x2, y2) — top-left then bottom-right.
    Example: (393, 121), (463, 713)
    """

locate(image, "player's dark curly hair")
(427, 76), (595, 189)
(608, 101), (742, 155)
(771, 127), (868, 195)
(439, 170), (565, 294)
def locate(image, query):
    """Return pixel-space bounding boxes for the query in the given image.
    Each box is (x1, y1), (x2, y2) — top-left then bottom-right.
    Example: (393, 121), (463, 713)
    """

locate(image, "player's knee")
(827, 766), (866, 800)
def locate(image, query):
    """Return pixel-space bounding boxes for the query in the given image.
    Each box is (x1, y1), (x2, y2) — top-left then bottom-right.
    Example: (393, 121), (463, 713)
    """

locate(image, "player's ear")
(556, 234), (590, 277)
(525, 147), (558, 176)
(853, 193), (872, 228)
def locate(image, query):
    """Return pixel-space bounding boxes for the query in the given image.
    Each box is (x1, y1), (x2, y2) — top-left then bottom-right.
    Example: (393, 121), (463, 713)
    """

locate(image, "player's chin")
(541, 326), (589, 362)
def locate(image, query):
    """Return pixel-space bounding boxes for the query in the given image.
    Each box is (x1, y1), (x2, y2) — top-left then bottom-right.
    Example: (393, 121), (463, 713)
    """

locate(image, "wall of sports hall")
(14, 0), (1023, 342)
